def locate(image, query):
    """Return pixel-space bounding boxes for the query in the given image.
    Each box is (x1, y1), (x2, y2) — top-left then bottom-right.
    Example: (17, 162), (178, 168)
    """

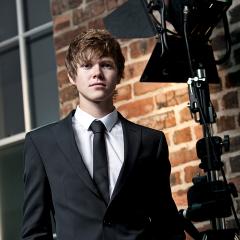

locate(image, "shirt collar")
(74, 106), (118, 132)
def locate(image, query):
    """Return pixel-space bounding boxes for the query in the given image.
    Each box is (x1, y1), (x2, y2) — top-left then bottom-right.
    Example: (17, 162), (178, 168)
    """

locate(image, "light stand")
(185, 68), (240, 240)
(180, 5), (240, 240)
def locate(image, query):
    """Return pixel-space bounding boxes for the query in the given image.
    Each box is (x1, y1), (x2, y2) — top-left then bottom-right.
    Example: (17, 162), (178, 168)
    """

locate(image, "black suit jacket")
(22, 110), (185, 240)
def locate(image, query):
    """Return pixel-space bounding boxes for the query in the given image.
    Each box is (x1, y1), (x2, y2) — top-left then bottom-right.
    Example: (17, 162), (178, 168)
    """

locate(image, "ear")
(68, 74), (76, 85)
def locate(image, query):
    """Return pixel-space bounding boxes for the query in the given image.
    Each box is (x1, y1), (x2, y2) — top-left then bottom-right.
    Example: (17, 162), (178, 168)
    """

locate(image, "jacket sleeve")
(150, 132), (185, 240)
(22, 133), (53, 240)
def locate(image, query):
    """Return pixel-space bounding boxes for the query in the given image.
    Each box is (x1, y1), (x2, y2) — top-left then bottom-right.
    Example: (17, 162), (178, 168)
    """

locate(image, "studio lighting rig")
(104, 1), (240, 239)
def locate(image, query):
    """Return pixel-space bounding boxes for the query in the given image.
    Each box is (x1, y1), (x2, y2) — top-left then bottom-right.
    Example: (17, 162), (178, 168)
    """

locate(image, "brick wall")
(51, 0), (240, 236)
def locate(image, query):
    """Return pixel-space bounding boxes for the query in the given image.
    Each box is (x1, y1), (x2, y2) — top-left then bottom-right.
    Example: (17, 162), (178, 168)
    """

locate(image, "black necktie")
(90, 120), (110, 203)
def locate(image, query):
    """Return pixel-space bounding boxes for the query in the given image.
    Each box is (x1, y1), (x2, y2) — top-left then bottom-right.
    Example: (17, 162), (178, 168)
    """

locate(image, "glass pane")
(0, 141), (24, 240)
(0, 45), (25, 139)
(23, 0), (52, 31)
(0, 0), (18, 41)
(26, 30), (59, 128)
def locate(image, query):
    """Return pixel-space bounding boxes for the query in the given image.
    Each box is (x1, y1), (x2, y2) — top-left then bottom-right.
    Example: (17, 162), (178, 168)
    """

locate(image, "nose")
(92, 64), (103, 80)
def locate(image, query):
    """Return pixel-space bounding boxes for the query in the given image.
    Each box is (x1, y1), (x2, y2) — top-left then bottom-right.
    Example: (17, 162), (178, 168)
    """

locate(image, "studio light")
(104, 0), (232, 83)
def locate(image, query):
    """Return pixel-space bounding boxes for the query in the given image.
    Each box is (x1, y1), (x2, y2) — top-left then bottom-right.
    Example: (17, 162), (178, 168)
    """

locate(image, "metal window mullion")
(0, 132), (25, 149)
(16, 0), (32, 132)
(0, 36), (19, 49)
(23, 21), (53, 38)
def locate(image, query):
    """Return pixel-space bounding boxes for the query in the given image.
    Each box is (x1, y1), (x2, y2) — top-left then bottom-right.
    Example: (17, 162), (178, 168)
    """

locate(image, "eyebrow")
(99, 57), (114, 61)
(79, 57), (115, 65)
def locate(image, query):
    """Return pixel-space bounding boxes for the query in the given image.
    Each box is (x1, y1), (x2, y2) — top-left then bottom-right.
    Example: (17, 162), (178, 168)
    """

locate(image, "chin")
(93, 95), (113, 103)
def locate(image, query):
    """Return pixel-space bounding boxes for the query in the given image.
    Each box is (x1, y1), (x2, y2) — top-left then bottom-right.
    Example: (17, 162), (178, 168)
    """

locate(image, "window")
(0, 0), (59, 143)
(0, 0), (59, 239)
(0, 142), (24, 240)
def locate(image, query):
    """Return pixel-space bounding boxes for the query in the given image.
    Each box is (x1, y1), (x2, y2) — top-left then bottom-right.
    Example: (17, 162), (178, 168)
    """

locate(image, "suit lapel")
(110, 113), (142, 201)
(52, 110), (142, 204)
(52, 110), (99, 197)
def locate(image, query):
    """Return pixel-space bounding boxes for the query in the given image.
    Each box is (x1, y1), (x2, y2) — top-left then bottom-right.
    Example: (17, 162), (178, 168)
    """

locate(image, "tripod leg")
(179, 210), (201, 240)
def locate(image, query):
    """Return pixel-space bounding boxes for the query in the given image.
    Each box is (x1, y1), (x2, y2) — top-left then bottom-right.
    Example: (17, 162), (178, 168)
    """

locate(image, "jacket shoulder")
(26, 120), (59, 138)
(25, 111), (73, 140)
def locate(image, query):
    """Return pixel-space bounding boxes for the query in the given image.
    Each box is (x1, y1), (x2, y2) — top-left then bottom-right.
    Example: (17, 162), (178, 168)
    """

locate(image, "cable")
(183, 5), (194, 77)
(215, 13), (232, 65)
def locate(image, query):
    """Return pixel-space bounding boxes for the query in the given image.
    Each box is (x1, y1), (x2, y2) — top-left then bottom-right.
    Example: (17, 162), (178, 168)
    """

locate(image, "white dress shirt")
(72, 106), (124, 196)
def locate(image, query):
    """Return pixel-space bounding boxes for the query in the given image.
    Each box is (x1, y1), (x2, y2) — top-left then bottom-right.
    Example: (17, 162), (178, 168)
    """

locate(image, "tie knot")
(90, 120), (105, 134)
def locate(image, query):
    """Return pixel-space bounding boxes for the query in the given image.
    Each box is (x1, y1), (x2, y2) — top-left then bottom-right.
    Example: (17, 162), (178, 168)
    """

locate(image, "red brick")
(184, 165), (203, 183)
(165, 91), (179, 106)
(73, 0), (105, 25)
(165, 112), (177, 128)
(194, 125), (204, 140)
(170, 171), (182, 186)
(137, 111), (176, 130)
(106, 0), (128, 10)
(179, 107), (192, 123)
(114, 84), (132, 102)
(174, 87), (189, 102)
(155, 92), (168, 108)
(209, 83), (222, 93)
(164, 132), (170, 146)
(230, 135), (240, 152)
(60, 102), (74, 118)
(211, 98), (219, 112)
(155, 88), (188, 109)
(51, 0), (83, 16)
(173, 127), (192, 144)
(88, 18), (105, 29)
(134, 82), (169, 96)
(121, 46), (128, 62)
(172, 190), (188, 206)
(117, 97), (154, 118)
(54, 27), (86, 50)
(230, 155), (240, 173)
(129, 38), (155, 59)
(124, 60), (147, 81)
(216, 115), (236, 132)
(56, 50), (67, 67)
(68, 0), (83, 9)
(222, 91), (239, 109)
(73, 8), (91, 24)
(89, 0), (105, 16)
(53, 14), (71, 32)
(106, 0), (118, 10)
(51, 0), (68, 16)
(166, 89), (188, 106)
(57, 69), (69, 88)
(170, 148), (198, 167)
(59, 85), (78, 103)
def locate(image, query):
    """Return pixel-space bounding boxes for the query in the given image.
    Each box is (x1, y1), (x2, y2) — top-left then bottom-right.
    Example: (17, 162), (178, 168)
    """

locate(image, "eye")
(80, 63), (92, 69)
(101, 62), (114, 69)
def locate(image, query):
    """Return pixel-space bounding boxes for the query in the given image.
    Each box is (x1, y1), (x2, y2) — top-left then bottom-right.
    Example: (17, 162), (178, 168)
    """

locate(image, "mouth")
(89, 82), (106, 87)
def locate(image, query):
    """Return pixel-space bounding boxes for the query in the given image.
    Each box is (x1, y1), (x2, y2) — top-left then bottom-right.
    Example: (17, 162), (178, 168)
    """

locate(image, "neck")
(79, 99), (115, 118)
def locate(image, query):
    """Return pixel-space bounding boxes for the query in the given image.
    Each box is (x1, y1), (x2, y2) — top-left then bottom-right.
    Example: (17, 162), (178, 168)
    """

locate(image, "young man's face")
(69, 56), (120, 106)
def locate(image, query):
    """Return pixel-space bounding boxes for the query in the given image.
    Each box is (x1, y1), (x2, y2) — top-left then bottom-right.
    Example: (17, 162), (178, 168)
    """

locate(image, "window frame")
(0, 0), (54, 149)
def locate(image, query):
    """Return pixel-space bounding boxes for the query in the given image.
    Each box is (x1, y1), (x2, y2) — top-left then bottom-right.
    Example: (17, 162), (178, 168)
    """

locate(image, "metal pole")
(16, 0), (32, 132)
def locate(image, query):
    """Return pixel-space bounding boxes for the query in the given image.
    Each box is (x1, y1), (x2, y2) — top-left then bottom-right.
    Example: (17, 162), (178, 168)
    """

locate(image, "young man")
(22, 29), (185, 240)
